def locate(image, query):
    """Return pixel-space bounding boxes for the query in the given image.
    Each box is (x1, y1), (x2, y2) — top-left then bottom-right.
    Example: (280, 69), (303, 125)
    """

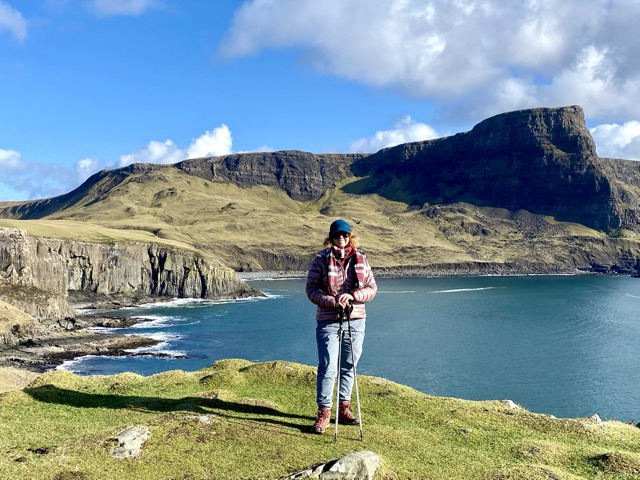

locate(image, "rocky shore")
(0, 300), (165, 393)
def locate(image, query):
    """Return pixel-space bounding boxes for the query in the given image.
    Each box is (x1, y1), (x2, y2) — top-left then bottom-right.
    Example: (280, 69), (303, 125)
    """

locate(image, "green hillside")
(2, 165), (638, 274)
(2, 359), (640, 479)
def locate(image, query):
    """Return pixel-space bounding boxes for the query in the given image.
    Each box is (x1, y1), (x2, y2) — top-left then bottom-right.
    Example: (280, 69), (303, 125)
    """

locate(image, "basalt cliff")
(0, 227), (255, 345)
(1, 105), (640, 344)
(351, 105), (640, 232)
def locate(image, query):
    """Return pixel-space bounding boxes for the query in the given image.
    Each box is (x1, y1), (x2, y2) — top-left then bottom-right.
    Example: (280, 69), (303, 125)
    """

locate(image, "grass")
(2, 359), (640, 479)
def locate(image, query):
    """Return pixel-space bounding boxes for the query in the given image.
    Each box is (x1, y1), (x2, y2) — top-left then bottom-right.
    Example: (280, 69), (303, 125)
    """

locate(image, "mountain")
(1, 105), (640, 329)
(351, 105), (640, 231)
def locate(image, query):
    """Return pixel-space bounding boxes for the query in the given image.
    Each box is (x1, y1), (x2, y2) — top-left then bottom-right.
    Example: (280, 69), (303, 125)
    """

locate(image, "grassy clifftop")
(2, 359), (640, 479)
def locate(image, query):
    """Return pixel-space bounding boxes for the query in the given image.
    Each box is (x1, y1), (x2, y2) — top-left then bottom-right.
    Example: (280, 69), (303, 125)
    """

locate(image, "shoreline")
(237, 266), (605, 281)
(0, 312), (160, 393)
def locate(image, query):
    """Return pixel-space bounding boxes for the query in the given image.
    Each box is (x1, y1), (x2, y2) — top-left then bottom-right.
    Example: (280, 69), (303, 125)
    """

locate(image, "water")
(63, 275), (640, 421)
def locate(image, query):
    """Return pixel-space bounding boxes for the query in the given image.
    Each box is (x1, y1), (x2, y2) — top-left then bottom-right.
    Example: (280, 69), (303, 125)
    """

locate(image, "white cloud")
(221, 0), (640, 122)
(75, 157), (102, 182)
(0, 1), (27, 42)
(186, 124), (233, 159)
(89, 0), (160, 16)
(0, 149), (77, 201)
(591, 122), (640, 160)
(117, 125), (234, 167)
(349, 116), (439, 153)
(118, 139), (184, 167)
(0, 148), (24, 170)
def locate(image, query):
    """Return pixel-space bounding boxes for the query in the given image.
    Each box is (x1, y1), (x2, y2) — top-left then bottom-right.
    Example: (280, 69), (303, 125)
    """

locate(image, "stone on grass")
(288, 450), (381, 480)
(109, 426), (150, 459)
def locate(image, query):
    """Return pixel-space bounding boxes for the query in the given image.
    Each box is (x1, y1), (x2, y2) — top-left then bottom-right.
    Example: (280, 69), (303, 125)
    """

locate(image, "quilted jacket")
(306, 248), (377, 322)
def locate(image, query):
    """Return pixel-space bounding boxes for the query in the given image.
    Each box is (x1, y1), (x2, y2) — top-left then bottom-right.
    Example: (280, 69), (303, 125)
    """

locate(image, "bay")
(63, 275), (640, 421)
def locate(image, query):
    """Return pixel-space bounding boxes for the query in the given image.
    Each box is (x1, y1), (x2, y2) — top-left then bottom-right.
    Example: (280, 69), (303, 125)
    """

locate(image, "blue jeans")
(316, 318), (366, 409)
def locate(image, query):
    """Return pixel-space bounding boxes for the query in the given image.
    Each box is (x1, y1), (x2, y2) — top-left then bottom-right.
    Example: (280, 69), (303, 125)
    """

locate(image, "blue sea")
(63, 275), (640, 421)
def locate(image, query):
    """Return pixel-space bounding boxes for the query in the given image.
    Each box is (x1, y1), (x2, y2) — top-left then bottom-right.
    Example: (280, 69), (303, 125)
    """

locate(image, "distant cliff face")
(0, 228), (255, 322)
(176, 150), (365, 201)
(352, 105), (635, 231)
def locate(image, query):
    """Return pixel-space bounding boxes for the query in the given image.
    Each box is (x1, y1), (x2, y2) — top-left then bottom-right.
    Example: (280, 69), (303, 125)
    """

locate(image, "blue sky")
(2, 0), (640, 201)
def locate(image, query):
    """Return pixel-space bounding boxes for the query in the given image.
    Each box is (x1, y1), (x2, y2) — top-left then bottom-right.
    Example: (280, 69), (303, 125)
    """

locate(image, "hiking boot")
(311, 407), (331, 434)
(338, 401), (359, 425)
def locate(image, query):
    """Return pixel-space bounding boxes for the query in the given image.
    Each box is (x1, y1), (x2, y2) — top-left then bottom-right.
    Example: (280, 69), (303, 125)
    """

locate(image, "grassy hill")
(2, 359), (640, 479)
(2, 165), (639, 274)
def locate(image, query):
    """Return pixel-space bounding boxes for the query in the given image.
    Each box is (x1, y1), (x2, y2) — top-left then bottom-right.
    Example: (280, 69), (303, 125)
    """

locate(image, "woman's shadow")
(24, 384), (311, 433)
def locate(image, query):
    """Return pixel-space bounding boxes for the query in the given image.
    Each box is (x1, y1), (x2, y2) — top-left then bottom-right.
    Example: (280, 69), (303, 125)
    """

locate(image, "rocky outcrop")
(176, 150), (365, 201)
(288, 451), (381, 480)
(0, 227), (256, 323)
(352, 105), (638, 232)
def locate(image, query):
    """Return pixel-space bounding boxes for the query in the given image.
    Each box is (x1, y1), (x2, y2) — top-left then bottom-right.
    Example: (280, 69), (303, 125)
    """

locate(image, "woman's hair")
(324, 233), (360, 249)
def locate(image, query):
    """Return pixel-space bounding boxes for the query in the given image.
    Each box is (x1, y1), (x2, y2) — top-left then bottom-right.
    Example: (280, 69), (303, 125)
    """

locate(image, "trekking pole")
(345, 303), (364, 441)
(333, 305), (344, 443)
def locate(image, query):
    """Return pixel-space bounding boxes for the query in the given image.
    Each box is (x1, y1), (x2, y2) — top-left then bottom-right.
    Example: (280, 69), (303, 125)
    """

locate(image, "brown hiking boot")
(311, 407), (331, 434)
(338, 401), (359, 425)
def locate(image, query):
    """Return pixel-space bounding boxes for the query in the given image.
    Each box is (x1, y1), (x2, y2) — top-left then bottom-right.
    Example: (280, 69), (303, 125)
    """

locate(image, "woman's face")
(332, 231), (351, 249)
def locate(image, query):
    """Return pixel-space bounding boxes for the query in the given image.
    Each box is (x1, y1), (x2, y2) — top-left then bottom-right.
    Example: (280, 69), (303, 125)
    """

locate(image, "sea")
(62, 274), (640, 422)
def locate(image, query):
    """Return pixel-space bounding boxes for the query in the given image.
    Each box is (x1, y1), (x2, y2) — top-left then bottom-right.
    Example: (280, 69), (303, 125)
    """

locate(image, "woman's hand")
(336, 293), (354, 308)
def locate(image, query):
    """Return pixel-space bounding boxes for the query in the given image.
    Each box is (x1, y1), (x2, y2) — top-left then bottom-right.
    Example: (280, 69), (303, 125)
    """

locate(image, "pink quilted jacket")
(306, 248), (377, 322)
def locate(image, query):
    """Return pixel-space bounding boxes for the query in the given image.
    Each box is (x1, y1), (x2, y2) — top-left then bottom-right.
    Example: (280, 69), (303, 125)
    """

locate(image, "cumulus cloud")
(117, 125), (234, 168)
(221, 0), (640, 122)
(0, 1), (27, 42)
(0, 149), (78, 201)
(591, 122), (640, 160)
(0, 148), (24, 170)
(349, 116), (439, 153)
(186, 125), (233, 159)
(75, 157), (102, 182)
(89, 0), (160, 16)
(118, 139), (185, 167)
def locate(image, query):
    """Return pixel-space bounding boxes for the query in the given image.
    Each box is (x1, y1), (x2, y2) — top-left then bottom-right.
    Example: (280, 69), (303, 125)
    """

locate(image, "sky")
(2, 0), (640, 202)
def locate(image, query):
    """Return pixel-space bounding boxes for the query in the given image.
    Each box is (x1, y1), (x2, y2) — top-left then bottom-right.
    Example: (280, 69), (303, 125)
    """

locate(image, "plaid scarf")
(326, 247), (368, 295)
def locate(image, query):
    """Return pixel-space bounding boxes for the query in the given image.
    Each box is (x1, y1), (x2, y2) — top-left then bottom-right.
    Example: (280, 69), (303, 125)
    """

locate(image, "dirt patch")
(0, 366), (40, 393)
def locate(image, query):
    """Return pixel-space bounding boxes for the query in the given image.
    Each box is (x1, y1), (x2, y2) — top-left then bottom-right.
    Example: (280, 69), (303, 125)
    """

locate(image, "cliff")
(176, 150), (365, 201)
(351, 105), (639, 232)
(0, 227), (256, 330)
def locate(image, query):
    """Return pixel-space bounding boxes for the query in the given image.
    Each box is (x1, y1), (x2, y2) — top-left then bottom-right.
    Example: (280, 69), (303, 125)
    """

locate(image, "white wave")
(625, 293), (640, 299)
(429, 287), (497, 294)
(143, 331), (183, 342)
(56, 355), (101, 371)
(127, 345), (187, 358)
(255, 292), (287, 299)
(130, 296), (272, 309)
(128, 315), (183, 329)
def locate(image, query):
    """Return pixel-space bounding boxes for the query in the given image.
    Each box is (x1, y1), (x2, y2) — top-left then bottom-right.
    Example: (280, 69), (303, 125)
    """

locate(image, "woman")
(306, 219), (377, 434)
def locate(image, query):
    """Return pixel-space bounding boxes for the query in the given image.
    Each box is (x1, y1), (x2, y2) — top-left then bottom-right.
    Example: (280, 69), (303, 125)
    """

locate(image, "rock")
(0, 227), (257, 326)
(176, 150), (365, 201)
(589, 413), (604, 425)
(501, 399), (518, 409)
(109, 426), (150, 459)
(288, 450), (381, 480)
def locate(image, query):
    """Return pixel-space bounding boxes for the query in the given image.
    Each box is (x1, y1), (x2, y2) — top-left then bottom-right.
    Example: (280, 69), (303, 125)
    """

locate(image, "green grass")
(2, 359), (640, 479)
